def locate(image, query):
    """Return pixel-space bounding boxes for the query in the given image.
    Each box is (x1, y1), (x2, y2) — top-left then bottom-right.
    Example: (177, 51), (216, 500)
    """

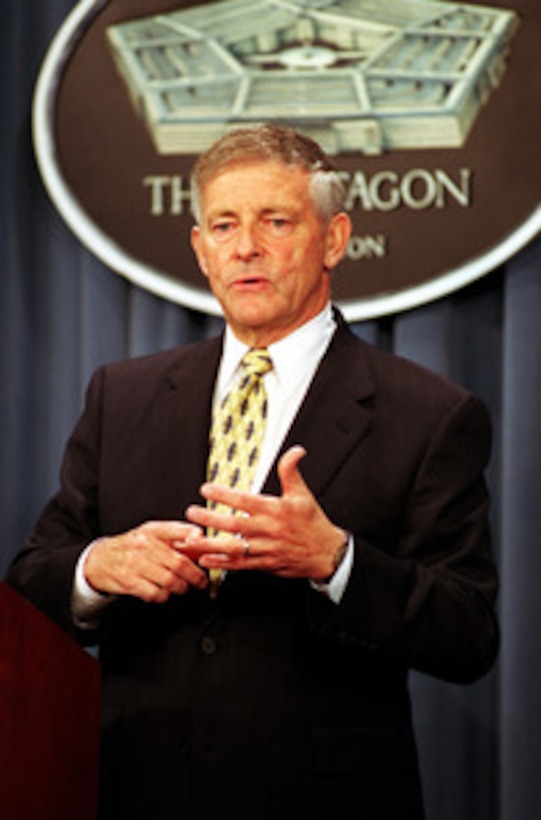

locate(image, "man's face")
(191, 160), (350, 346)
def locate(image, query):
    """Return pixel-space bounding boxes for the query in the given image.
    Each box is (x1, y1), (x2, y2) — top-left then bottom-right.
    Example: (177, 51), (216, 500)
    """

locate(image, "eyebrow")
(207, 204), (298, 222)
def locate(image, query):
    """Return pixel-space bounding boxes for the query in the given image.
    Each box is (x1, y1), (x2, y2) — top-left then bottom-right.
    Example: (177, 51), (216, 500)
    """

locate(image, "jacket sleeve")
(312, 393), (499, 684)
(6, 368), (106, 639)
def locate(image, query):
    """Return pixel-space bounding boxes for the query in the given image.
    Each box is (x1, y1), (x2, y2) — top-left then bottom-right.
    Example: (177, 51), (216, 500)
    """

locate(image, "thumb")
(278, 445), (308, 496)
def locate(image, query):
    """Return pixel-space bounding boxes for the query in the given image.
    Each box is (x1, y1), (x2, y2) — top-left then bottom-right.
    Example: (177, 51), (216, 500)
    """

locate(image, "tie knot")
(241, 348), (273, 378)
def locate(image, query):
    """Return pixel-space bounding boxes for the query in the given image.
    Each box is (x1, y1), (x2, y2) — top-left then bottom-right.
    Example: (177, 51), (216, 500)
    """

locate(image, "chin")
(228, 300), (276, 326)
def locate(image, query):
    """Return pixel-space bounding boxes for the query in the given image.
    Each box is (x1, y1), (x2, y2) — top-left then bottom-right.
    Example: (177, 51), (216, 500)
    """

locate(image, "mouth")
(231, 276), (269, 290)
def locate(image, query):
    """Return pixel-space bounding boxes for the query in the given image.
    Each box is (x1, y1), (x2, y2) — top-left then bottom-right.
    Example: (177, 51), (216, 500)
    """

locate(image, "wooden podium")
(0, 582), (100, 820)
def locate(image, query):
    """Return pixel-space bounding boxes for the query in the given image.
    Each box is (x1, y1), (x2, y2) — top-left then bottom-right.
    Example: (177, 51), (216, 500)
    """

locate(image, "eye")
(210, 220), (236, 241)
(263, 216), (294, 235)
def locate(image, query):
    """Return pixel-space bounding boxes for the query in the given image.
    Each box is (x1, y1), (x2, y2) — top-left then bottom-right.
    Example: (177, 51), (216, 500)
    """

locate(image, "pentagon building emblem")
(34, 0), (541, 319)
(106, 0), (517, 155)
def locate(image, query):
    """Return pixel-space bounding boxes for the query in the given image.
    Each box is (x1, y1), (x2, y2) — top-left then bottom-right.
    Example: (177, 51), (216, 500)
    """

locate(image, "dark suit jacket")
(7, 313), (498, 820)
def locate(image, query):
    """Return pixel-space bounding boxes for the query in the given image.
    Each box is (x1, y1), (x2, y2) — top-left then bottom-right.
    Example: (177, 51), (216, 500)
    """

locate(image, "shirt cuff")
(72, 540), (114, 628)
(310, 533), (354, 604)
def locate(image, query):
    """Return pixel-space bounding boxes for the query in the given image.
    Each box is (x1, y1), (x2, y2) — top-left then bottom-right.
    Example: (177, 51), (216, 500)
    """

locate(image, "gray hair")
(190, 124), (346, 224)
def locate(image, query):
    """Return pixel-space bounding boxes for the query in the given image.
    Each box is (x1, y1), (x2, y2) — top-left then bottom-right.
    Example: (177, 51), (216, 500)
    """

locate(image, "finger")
(277, 445), (309, 496)
(141, 520), (203, 546)
(180, 534), (241, 555)
(122, 521), (203, 567)
(185, 502), (227, 532)
(190, 534), (249, 565)
(166, 552), (209, 591)
(118, 576), (176, 604)
(198, 541), (253, 571)
(186, 500), (254, 536)
(194, 484), (265, 517)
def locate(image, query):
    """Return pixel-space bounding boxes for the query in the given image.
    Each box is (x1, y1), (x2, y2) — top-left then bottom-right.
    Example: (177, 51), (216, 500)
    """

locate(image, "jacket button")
(200, 636), (218, 655)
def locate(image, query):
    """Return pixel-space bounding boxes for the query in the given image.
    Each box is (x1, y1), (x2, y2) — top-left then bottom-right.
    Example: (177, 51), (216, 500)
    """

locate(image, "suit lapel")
(263, 320), (375, 500)
(150, 337), (223, 517)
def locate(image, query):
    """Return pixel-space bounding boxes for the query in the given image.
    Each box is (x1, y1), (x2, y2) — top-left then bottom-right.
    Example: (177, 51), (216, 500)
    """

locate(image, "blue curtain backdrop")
(1, 3), (540, 819)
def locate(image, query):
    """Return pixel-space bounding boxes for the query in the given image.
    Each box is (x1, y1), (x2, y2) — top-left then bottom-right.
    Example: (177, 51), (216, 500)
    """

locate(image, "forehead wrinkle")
(199, 161), (315, 225)
(206, 200), (302, 223)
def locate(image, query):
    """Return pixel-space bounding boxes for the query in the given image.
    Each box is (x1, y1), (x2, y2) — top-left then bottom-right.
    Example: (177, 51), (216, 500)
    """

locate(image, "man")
(7, 124), (499, 819)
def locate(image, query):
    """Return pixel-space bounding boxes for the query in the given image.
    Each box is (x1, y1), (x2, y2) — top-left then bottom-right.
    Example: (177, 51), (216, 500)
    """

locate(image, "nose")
(235, 222), (260, 260)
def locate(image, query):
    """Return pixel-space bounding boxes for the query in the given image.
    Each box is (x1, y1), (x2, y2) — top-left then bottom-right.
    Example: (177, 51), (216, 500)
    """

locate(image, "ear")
(190, 225), (209, 278)
(323, 212), (351, 271)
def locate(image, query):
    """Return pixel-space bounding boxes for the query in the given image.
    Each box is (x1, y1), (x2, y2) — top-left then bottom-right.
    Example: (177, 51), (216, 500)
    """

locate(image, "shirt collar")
(217, 304), (336, 398)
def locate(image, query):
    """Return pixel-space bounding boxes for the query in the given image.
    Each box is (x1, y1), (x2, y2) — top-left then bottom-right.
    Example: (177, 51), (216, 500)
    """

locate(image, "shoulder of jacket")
(96, 335), (222, 380)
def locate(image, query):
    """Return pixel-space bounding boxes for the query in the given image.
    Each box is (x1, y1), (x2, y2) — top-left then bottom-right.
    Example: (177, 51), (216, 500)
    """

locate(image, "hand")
(184, 446), (347, 581)
(84, 520), (208, 603)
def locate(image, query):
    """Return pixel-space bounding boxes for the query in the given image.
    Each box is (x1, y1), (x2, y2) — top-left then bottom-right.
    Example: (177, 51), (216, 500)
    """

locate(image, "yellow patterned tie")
(206, 348), (273, 596)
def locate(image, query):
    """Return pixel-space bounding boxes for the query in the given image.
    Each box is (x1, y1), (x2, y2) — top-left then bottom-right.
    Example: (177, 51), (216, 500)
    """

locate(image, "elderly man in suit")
(7, 124), (498, 819)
